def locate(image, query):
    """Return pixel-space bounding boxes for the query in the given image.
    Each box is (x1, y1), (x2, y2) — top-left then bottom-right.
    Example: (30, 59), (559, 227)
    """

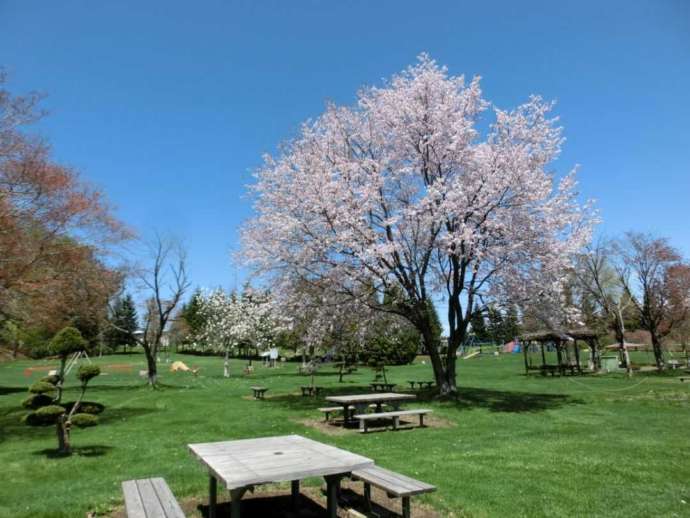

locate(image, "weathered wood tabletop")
(325, 392), (416, 405)
(188, 434), (373, 518)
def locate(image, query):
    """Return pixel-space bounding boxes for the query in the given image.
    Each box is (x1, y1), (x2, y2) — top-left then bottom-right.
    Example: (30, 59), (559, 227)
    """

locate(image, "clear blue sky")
(1, 0), (689, 293)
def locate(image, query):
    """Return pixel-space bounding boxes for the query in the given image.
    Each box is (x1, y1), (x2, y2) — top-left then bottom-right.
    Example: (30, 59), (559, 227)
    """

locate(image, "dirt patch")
(106, 481), (441, 517)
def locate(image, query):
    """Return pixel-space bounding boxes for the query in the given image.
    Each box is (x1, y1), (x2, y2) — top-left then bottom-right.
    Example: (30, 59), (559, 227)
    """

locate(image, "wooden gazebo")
(520, 329), (600, 376)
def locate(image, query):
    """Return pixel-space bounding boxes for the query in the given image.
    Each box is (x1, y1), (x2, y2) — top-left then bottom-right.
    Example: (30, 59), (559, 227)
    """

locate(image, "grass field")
(1, 352), (689, 518)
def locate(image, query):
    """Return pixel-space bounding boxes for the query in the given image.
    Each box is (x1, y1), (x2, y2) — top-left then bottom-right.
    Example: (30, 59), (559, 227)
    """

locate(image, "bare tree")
(137, 236), (190, 385)
(619, 232), (689, 369)
(575, 239), (634, 374)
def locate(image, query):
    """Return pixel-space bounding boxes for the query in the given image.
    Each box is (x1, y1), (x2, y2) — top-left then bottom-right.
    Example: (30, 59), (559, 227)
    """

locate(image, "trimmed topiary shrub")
(32, 405), (66, 425)
(22, 393), (54, 409)
(23, 353), (102, 455)
(62, 401), (105, 415)
(70, 413), (98, 428)
(48, 327), (88, 358)
(40, 374), (60, 384)
(29, 381), (57, 395)
(48, 327), (88, 403)
(76, 364), (101, 384)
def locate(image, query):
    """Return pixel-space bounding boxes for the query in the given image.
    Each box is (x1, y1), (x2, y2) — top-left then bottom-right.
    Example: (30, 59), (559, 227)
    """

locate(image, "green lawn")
(0, 352), (688, 518)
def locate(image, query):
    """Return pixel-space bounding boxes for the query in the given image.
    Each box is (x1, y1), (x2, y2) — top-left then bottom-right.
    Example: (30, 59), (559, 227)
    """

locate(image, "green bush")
(62, 401), (105, 415)
(39, 374), (60, 385)
(77, 364), (101, 384)
(29, 381), (57, 395)
(48, 327), (87, 358)
(365, 329), (420, 365)
(22, 393), (53, 409)
(70, 413), (98, 428)
(24, 405), (66, 426)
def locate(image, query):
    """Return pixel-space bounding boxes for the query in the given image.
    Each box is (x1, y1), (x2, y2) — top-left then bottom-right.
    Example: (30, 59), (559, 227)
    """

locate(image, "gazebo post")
(540, 341), (547, 369)
(556, 339), (564, 375)
(523, 340), (530, 374)
(574, 339), (582, 373)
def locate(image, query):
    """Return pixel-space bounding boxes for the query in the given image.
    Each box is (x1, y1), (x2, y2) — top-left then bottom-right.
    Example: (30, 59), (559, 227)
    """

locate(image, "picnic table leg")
(208, 474), (217, 518)
(230, 488), (243, 517)
(291, 480), (300, 510)
(363, 482), (372, 511)
(324, 475), (343, 518)
(402, 496), (411, 518)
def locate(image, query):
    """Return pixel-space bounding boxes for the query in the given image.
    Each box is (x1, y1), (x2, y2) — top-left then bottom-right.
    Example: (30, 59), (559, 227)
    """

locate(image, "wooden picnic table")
(325, 392), (416, 424)
(188, 434), (372, 518)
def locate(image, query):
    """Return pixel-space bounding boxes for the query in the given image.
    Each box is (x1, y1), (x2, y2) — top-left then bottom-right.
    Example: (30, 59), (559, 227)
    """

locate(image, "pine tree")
(502, 305), (520, 343)
(106, 294), (138, 352)
(470, 311), (489, 342)
(487, 305), (505, 345)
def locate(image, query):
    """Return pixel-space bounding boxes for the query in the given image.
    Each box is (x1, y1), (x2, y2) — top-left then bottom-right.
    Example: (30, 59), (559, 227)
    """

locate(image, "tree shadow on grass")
(196, 492), (328, 518)
(0, 386), (25, 396)
(265, 384), (582, 414)
(426, 386), (583, 413)
(32, 444), (113, 459)
(264, 385), (384, 412)
(0, 406), (159, 444)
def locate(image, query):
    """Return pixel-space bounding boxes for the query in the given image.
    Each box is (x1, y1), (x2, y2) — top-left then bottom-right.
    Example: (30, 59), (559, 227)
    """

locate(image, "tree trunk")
(55, 357), (67, 403)
(145, 351), (158, 385)
(420, 322), (457, 396)
(614, 310), (633, 376)
(56, 416), (70, 455)
(650, 332), (665, 369)
(224, 347), (230, 378)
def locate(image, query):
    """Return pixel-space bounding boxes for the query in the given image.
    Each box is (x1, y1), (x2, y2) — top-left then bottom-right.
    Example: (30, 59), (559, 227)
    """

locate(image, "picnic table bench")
(353, 408), (432, 433)
(122, 477), (184, 518)
(250, 386), (268, 399)
(300, 385), (322, 397)
(351, 465), (436, 518)
(318, 403), (389, 422)
(370, 382), (396, 392)
(407, 380), (434, 390)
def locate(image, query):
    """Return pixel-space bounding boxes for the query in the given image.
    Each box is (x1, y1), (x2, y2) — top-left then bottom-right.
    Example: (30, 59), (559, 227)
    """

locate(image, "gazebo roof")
(519, 328), (598, 342)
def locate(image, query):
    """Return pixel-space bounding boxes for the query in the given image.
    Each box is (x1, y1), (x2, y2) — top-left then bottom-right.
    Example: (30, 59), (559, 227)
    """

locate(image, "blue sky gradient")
(1, 0), (688, 293)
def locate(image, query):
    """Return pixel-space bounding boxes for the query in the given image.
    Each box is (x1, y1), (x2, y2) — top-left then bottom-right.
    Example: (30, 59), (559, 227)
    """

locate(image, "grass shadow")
(196, 493), (327, 518)
(264, 384), (384, 411)
(32, 444), (113, 458)
(0, 386), (25, 396)
(433, 386), (583, 413)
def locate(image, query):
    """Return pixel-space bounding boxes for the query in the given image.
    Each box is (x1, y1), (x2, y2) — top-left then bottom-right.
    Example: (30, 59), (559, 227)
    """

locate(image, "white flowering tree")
(197, 287), (285, 377)
(242, 55), (595, 395)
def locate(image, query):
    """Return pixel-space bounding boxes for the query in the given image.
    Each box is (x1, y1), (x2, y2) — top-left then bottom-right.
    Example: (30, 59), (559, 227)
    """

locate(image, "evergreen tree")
(502, 305), (520, 343)
(487, 305), (505, 345)
(106, 294), (138, 352)
(180, 289), (206, 338)
(470, 311), (489, 342)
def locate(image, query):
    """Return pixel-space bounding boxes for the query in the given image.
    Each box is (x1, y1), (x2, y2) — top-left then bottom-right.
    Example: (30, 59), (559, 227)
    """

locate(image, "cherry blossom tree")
(242, 55), (595, 395)
(196, 287), (285, 376)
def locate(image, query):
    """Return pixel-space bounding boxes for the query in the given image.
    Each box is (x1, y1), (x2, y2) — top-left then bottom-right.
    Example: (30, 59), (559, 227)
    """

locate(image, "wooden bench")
(353, 409), (432, 433)
(407, 381), (434, 390)
(122, 477), (184, 518)
(250, 386), (268, 399)
(300, 385), (322, 397)
(351, 465), (436, 518)
(318, 403), (389, 422)
(370, 382), (396, 392)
